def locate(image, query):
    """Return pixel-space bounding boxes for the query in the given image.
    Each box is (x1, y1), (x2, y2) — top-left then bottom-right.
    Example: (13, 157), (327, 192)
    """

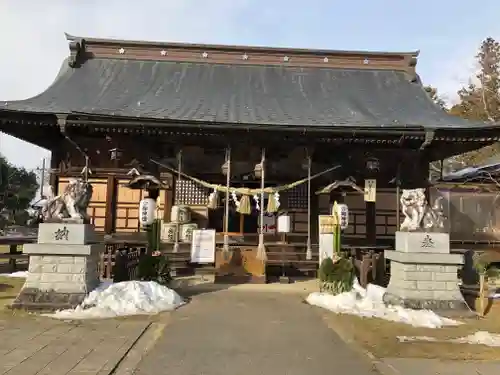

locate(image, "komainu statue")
(400, 188), (445, 232)
(42, 179), (93, 223)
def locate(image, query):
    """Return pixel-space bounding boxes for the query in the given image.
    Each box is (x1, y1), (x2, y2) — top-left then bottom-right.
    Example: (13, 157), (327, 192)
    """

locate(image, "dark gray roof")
(0, 58), (489, 129)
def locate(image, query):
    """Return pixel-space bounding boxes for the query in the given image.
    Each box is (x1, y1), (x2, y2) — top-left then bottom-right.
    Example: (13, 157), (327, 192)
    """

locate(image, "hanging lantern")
(139, 198), (157, 226)
(109, 148), (123, 161)
(334, 203), (349, 230)
(365, 157), (380, 172)
(277, 213), (291, 233)
(254, 162), (263, 178)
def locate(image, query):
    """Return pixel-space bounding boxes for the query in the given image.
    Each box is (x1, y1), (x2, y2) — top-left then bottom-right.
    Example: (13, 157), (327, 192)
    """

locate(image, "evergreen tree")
(0, 154), (38, 228)
(449, 37), (500, 166)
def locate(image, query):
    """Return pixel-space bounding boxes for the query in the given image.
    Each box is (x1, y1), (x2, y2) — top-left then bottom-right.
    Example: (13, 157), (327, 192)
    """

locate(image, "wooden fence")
(0, 243), (148, 281)
(99, 243), (147, 281)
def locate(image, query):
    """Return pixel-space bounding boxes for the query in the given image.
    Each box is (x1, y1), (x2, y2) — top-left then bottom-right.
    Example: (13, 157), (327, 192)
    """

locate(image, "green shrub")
(137, 252), (172, 285)
(318, 257), (355, 294)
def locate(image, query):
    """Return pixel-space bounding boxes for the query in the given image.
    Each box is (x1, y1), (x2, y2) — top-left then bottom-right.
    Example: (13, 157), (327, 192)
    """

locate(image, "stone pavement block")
(1, 324), (73, 369)
(112, 322), (167, 375)
(0, 324), (57, 353)
(0, 318), (150, 375)
(94, 323), (151, 375)
(68, 337), (133, 374)
(3, 342), (68, 375)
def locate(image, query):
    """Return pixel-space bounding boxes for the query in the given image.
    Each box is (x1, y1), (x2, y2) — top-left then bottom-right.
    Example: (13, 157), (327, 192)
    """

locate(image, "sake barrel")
(180, 223), (198, 242)
(161, 223), (178, 243)
(171, 205), (191, 224)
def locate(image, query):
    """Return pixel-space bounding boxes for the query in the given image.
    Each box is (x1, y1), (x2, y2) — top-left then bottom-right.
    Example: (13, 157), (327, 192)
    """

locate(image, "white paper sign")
(364, 179), (377, 202)
(319, 233), (335, 265)
(261, 213), (276, 234)
(190, 229), (216, 263)
(277, 215), (291, 233)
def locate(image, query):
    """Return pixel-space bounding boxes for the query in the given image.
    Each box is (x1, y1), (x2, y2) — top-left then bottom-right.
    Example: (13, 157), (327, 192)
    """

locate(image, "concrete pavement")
(132, 289), (379, 375)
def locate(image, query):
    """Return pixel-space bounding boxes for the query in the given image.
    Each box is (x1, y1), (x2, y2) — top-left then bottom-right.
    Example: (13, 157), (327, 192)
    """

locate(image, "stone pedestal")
(383, 231), (467, 311)
(11, 223), (103, 311)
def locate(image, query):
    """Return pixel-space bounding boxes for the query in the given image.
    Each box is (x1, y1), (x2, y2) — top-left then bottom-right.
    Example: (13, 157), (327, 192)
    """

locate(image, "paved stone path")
(0, 316), (150, 375)
(133, 290), (379, 375)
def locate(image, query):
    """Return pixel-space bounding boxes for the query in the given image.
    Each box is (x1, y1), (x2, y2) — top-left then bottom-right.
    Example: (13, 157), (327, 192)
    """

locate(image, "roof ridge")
(64, 32), (420, 58)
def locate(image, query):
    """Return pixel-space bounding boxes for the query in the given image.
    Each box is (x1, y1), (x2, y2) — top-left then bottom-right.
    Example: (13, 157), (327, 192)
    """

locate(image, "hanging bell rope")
(173, 149), (182, 254)
(256, 148), (267, 261)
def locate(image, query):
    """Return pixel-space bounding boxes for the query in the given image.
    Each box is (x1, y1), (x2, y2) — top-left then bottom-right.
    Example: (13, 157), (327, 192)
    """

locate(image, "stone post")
(11, 223), (103, 311)
(383, 231), (467, 311)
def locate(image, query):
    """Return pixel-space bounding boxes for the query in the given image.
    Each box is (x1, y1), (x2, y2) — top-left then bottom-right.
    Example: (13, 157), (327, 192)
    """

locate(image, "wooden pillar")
(366, 202), (376, 245)
(163, 175), (174, 222)
(310, 181), (320, 245)
(49, 150), (61, 195)
(306, 153), (312, 259)
(223, 147), (231, 252)
(104, 176), (116, 234)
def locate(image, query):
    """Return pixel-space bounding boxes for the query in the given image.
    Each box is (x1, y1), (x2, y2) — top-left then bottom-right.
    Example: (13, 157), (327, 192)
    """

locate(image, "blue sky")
(1, 0), (500, 169)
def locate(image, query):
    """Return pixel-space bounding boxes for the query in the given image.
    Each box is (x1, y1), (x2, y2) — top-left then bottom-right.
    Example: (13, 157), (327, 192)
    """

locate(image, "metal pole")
(223, 147), (231, 252)
(257, 148), (267, 260)
(173, 149), (182, 253)
(40, 158), (46, 199)
(396, 163), (401, 230)
(306, 153), (312, 260)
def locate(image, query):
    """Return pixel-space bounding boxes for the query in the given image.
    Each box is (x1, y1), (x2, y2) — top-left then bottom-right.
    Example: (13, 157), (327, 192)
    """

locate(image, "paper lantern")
(139, 198), (157, 226)
(335, 204), (349, 230)
(277, 215), (291, 233)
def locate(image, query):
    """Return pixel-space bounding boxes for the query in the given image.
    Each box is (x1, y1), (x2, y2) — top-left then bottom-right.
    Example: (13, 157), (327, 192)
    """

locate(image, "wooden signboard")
(319, 215), (337, 234)
(364, 179), (377, 202)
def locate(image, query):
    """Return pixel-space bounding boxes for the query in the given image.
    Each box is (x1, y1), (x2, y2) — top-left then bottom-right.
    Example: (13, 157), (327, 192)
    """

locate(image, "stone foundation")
(384, 232), (467, 312)
(11, 223), (102, 312)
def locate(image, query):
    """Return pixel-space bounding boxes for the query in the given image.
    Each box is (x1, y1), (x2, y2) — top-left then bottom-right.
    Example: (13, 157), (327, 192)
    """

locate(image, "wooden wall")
(57, 175), (170, 233)
(115, 179), (167, 232)
(318, 188), (400, 243)
(56, 171), (400, 242)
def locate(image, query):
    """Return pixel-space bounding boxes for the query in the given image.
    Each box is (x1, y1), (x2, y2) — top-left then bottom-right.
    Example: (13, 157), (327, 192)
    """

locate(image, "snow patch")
(306, 280), (461, 328)
(45, 281), (184, 320)
(398, 331), (500, 347)
(0, 271), (28, 278)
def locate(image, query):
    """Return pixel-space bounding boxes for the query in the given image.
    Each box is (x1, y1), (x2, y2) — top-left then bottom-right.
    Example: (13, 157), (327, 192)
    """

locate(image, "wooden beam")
(104, 176), (116, 234)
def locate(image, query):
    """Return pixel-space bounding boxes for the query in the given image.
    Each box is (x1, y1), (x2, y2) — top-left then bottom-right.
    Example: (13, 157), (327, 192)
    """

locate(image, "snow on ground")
(0, 271), (28, 278)
(45, 281), (185, 320)
(398, 331), (500, 347)
(306, 279), (461, 328)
